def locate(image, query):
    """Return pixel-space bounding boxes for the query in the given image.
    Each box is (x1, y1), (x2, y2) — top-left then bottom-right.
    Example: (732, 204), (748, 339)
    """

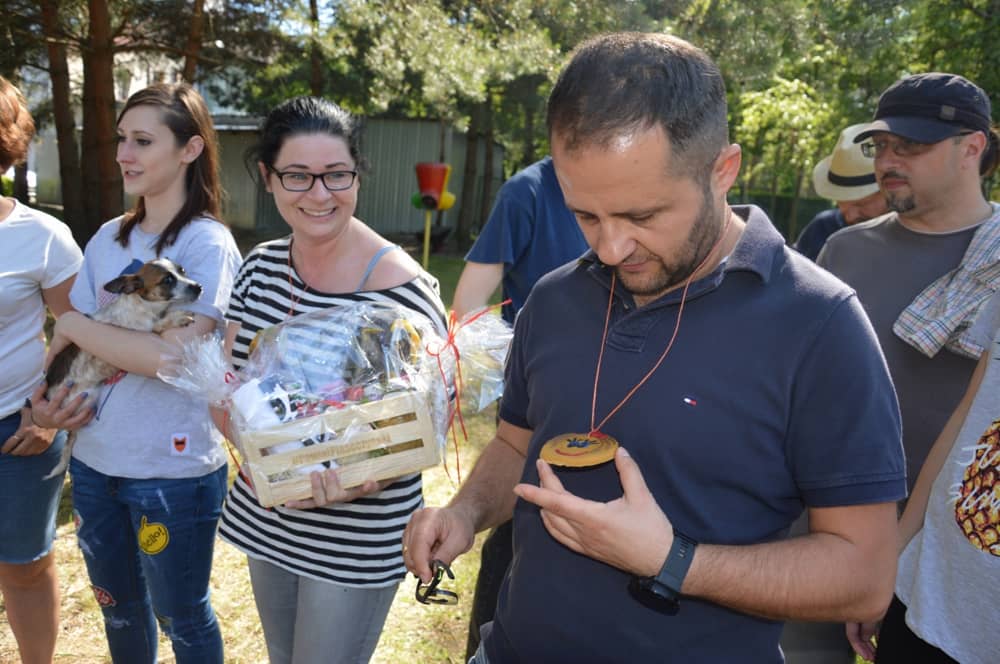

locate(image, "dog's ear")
(104, 274), (143, 295)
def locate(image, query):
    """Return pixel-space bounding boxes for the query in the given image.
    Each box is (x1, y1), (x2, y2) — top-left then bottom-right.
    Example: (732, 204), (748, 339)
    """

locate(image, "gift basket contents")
(159, 302), (512, 507)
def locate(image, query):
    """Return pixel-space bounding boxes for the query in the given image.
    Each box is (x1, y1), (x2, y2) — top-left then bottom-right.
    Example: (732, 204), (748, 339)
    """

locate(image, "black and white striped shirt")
(218, 236), (447, 586)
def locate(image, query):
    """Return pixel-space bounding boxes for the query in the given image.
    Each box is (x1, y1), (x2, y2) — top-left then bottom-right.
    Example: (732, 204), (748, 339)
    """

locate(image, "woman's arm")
(53, 310), (219, 378)
(5, 275), (83, 445)
(209, 322), (242, 435)
(846, 348), (990, 659)
(41, 274), (77, 317)
(899, 348), (989, 548)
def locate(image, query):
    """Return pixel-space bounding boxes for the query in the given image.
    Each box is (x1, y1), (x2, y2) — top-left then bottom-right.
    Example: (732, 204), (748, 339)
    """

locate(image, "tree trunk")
(309, 0), (322, 96)
(521, 100), (535, 168)
(740, 152), (755, 203)
(81, 0), (122, 242)
(767, 143), (784, 221)
(742, 131), (766, 202)
(457, 102), (485, 252)
(182, 0), (205, 83)
(478, 94), (494, 233)
(40, 0), (85, 237)
(786, 166), (804, 243)
(13, 162), (29, 203)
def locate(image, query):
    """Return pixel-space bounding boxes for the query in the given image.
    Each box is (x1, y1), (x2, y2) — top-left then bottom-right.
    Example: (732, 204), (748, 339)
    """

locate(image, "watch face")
(627, 576), (680, 616)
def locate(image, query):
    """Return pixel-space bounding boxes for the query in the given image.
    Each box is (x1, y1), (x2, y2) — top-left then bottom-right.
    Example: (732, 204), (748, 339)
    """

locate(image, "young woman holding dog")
(31, 83), (241, 663)
(216, 96), (447, 664)
(0, 75), (83, 664)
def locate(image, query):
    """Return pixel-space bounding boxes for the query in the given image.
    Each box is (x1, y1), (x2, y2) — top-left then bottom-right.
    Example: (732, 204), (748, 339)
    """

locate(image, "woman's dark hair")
(246, 96), (369, 184)
(0, 76), (35, 172)
(116, 83), (224, 255)
(547, 32), (729, 181)
(980, 127), (999, 179)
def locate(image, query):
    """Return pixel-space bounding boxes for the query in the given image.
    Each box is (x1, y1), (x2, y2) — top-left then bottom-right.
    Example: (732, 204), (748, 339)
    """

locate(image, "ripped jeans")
(70, 458), (227, 664)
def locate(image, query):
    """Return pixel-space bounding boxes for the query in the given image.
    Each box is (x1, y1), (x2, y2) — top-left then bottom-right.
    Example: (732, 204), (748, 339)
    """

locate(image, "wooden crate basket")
(236, 390), (439, 508)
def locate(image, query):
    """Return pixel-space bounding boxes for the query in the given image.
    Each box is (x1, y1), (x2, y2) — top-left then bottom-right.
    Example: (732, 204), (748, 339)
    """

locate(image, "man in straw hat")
(404, 32), (905, 662)
(794, 124), (888, 261)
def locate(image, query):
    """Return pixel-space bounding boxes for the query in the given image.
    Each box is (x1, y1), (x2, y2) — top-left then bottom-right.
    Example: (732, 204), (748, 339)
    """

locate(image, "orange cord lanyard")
(286, 237), (305, 317)
(588, 213), (733, 437)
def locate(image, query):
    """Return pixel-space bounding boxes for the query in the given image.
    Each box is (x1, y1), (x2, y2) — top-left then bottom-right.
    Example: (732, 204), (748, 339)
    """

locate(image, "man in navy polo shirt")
(404, 32), (906, 663)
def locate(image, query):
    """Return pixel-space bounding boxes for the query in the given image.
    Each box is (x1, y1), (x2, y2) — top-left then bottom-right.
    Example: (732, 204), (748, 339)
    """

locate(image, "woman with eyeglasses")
(216, 96), (446, 664)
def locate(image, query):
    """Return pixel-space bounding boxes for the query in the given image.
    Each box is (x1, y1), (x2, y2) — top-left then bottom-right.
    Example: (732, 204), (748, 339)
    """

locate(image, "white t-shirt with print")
(895, 289), (1000, 664)
(0, 200), (82, 416)
(68, 216), (242, 479)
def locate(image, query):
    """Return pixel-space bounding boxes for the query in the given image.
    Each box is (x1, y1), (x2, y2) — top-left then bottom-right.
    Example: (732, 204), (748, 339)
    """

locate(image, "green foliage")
(734, 76), (834, 194)
(672, 0), (998, 200)
(1, 174), (12, 196)
(329, 0), (560, 123)
(907, 0), (1000, 114)
(8, 0), (999, 208)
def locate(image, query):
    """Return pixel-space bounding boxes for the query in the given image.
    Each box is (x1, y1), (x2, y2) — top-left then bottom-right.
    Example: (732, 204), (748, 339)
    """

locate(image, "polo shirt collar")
(580, 204), (783, 306)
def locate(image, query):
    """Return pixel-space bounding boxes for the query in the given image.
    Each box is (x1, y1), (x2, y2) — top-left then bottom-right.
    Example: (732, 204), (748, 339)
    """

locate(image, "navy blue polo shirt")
(793, 208), (846, 261)
(488, 205), (906, 663)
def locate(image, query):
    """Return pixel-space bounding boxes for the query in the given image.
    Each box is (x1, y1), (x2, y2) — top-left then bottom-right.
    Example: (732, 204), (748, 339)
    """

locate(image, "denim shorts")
(0, 411), (68, 563)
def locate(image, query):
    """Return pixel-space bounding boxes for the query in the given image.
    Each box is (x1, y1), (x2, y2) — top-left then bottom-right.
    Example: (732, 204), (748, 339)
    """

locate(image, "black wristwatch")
(628, 531), (698, 615)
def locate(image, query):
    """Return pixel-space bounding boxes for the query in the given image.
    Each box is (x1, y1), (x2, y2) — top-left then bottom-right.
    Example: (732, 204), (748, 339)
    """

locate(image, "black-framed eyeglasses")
(860, 131), (976, 159)
(269, 168), (358, 192)
(415, 559), (458, 605)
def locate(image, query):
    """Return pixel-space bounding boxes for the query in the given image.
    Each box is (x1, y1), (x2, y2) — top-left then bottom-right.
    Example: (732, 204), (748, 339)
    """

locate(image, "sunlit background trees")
(2, 0), (997, 248)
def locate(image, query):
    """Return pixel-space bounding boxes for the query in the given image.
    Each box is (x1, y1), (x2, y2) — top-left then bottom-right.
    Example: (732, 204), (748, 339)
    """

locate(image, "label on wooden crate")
(286, 431), (392, 468)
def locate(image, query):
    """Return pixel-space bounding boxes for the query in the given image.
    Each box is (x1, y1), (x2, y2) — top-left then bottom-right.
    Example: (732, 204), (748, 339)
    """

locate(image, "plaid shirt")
(894, 203), (1000, 359)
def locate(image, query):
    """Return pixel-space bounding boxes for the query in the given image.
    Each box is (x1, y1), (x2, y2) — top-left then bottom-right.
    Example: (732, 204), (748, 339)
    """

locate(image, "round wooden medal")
(540, 432), (619, 468)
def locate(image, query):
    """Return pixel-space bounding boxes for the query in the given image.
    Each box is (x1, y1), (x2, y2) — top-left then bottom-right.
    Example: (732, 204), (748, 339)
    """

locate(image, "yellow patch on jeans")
(138, 515), (170, 555)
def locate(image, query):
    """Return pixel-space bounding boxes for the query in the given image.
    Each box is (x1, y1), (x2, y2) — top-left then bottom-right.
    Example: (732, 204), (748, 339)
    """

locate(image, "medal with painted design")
(540, 432), (619, 467)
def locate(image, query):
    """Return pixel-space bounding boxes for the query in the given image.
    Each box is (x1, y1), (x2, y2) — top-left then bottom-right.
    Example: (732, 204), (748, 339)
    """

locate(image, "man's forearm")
(449, 431), (529, 533)
(681, 506), (897, 623)
(452, 262), (503, 320)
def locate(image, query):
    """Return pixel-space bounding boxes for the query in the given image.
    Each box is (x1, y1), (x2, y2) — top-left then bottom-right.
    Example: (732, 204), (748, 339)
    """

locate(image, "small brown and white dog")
(42, 258), (203, 478)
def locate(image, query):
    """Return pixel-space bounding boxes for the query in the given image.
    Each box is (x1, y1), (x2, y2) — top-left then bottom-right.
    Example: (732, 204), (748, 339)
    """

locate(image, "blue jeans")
(70, 458), (227, 664)
(467, 624), (491, 664)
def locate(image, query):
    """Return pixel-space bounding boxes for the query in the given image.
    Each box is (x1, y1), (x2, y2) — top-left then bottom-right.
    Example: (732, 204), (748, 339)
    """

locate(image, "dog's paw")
(154, 309), (195, 333)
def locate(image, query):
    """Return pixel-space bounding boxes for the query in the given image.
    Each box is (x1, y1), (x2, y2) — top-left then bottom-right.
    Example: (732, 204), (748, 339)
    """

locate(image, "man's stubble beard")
(616, 184), (724, 298)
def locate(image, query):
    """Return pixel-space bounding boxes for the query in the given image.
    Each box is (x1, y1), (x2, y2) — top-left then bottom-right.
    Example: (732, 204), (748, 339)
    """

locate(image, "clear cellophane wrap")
(158, 301), (512, 506)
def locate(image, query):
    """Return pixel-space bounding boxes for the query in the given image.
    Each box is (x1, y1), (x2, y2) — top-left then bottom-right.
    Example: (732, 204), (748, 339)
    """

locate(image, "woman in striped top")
(217, 97), (446, 664)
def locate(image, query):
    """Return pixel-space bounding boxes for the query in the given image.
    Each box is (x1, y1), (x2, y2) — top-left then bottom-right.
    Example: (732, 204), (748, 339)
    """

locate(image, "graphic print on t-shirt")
(96, 258), (144, 308)
(953, 418), (1000, 557)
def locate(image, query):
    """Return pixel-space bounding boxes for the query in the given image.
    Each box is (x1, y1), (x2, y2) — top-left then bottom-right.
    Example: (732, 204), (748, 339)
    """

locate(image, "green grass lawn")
(426, 254), (468, 307)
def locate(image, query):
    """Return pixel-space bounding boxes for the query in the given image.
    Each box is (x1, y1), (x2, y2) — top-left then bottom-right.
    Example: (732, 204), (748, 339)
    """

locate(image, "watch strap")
(655, 530), (698, 596)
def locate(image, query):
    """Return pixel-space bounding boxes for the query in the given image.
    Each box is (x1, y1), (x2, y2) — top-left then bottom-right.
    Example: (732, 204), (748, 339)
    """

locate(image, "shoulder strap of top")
(356, 244), (402, 292)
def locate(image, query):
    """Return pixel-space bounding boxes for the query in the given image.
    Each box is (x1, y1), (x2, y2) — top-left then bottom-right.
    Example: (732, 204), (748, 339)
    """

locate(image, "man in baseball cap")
(854, 72), (993, 147)
(851, 72), (997, 214)
(818, 72), (1000, 663)
(793, 123), (888, 260)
